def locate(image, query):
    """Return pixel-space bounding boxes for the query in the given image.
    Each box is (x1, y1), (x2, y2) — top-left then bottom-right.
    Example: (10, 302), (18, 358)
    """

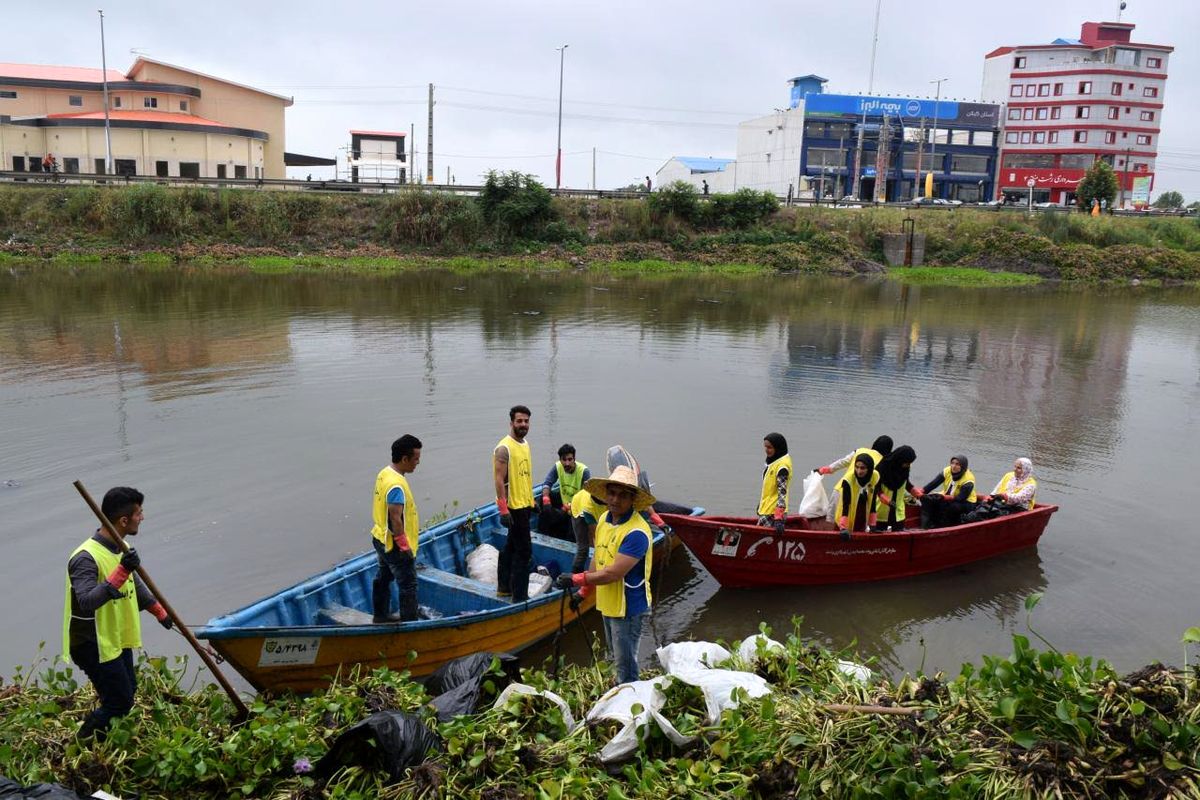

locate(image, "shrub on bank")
(477, 171), (555, 241)
(706, 188), (779, 229)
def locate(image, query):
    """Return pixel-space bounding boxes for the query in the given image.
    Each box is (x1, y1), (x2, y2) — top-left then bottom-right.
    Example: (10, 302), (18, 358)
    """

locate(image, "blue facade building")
(799, 91), (1001, 202)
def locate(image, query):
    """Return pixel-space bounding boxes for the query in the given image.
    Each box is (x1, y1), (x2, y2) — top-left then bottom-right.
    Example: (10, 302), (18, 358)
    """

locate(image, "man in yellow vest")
(493, 405), (534, 601)
(555, 465), (655, 684)
(538, 443), (591, 540)
(371, 434), (423, 623)
(63, 487), (171, 740)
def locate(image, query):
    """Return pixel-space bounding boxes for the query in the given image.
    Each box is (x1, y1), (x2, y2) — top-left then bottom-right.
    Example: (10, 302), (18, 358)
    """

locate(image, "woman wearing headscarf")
(815, 435), (893, 522)
(757, 433), (792, 534)
(873, 445), (917, 532)
(836, 452), (881, 540)
(918, 455), (977, 529)
(980, 458), (1037, 514)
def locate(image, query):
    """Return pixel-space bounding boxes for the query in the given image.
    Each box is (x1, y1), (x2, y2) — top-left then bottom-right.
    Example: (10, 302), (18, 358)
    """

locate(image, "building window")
(1111, 82), (1122, 96)
(1053, 83), (1063, 96)
(68, 95), (83, 106)
(1010, 85), (1022, 97)
(1074, 131), (1088, 143)
(827, 123), (851, 138)
(1005, 131), (1018, 144)
(973, 131), (995, 147)
(1020, 131), (1032, 143)
(1075, 106), (1090, 119)
(114, 159), (136, 176)
(1107, 107), (1119, 120)
(0, 90), (16, 99)
(1025, 84), (1036, 97)
(807, 148), (843, 167)
(179, 162), (200, 179)
(1036, 107), (1048, 120)
(113, 96), (121, 108)
(1078, 81), (1092, 95)
(180, 100), (188, 111)
(1050, 107), (1061, 120)
(1143, 86), (1159, 98)
(1048, 131), (1059, 143)
(1037, 83), (1048, 97)
(234, 165), (247, 179)
(1140, 110), (1155, 121)
(1007, 108), (1021, 120)
(144, 96), (157, 108)
(804, 122), (826, 137)
(1023, 108), (1034, 120)
(63, 158), (79, 173)
(1003, 153), (1054, 168)
(1014, 56), (1026, 68)
(950, 130), (971, 145)
(1061, 154), (1095, 169)
(1146, 56), (1162, 68)
(1033, 132), (1046, 144)
(950, 155), (989, 173)
(1136, 134), (1152, 146)
(1104, 132), (1116, 144)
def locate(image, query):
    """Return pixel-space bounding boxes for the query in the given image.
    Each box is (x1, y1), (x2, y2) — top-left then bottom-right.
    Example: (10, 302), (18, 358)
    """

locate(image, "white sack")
(798, 471), (830, 518)
(655, 641), (732, 675)
(493, 682), (577, 732)
(735, 634), (786, 664)
(836, 659), (872, 682)
(466, 543), (499, 585)
(670, 668), (773, 725)
(526, 572), (552, 599)
(585, 677), (692, 762)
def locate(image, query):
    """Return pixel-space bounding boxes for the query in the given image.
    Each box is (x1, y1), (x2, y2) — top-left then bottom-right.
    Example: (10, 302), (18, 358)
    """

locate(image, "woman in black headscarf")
(873, 445), (917, 532)
(837, 452), (881, 540)
(757, 433), (792, 533)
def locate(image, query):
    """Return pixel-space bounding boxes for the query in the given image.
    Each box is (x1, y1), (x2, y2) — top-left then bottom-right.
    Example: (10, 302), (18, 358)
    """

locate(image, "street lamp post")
(927, 77), (948, 199)
(555, 44), (568, 190)
(98, 9), (113, 174)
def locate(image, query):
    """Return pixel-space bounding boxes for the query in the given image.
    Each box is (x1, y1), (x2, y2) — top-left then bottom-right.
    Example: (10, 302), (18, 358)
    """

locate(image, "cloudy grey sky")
(16, 0), (1200, 199)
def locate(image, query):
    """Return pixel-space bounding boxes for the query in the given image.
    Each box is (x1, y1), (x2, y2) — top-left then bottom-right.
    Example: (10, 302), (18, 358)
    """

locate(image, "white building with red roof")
(0, 57), (292, 179)
(982, 20), (1171, 207)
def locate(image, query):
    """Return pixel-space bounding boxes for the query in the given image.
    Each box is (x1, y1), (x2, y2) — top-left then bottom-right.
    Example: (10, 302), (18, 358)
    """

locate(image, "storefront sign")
(1004, 169), (1085, 188)
(804, 93), (999, 127)
(1131, 176), (1151, 205)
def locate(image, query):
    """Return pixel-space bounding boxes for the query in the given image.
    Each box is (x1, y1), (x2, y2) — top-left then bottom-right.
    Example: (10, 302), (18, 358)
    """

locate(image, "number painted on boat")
(776, 539), (807, 562)
(711, 528), (742, 557)
(259, 636), (321, 667)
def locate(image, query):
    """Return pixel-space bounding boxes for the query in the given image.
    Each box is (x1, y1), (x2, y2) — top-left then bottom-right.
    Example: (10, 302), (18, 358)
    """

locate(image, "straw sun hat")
(583, 465), (656, 511)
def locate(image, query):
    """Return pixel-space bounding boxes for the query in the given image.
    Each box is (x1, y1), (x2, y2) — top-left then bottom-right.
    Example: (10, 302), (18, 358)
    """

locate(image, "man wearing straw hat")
(555, 465), (656, 684)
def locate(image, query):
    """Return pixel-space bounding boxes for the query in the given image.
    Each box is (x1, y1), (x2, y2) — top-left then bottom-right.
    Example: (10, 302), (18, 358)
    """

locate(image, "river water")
(1, 267), (1197, 685)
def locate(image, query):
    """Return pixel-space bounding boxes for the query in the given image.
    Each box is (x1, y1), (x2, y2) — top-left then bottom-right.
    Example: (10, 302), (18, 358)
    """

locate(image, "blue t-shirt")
(386, 486), (406, 505)
(607, 510), (650, 617)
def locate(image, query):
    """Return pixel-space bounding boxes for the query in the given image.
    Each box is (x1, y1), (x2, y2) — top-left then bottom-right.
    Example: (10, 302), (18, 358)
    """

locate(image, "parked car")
(909, 197), (961, 208)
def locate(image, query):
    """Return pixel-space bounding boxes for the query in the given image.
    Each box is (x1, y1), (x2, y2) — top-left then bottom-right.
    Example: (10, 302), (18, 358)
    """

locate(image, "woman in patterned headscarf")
(980, 457), (1038, 513)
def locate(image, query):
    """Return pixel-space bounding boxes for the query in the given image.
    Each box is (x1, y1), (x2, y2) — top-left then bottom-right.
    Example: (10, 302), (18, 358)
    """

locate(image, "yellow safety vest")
(555, 460), (587, 505)
(757, 454), (794, 516)
(934, 466), (978, 504)
(63, 538), (141, 664)
(995, 471), (1038, 509)
(571, 490), (606, 522)
(839, 470), (881, 531)
(371, 466), (420, 554)
(495, 435), (534, 509)
(875, 483), (912, 523)
(594, 512), (652, 619)
(838, 447), (882, 486)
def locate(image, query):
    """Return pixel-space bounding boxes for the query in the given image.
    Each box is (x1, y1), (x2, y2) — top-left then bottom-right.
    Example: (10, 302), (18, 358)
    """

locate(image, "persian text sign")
(259, 636), (321, 666)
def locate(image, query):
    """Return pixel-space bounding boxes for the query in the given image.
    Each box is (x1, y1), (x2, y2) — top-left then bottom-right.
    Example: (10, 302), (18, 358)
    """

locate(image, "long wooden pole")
(73, 480), (249, 718)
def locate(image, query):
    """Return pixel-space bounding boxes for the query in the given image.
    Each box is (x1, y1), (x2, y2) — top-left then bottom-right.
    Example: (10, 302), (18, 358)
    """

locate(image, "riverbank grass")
(889, 267), (1044, 287)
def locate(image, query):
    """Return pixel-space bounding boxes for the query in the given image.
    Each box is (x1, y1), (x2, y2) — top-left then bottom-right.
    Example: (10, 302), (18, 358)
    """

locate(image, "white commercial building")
(654, 156), (736, 193)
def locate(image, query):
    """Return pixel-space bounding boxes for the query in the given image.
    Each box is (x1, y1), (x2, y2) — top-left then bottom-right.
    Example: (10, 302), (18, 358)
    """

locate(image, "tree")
(1152, 190), (1184, 209)
(1075, 159), (1119, 211)
(477, 171), (554, 240)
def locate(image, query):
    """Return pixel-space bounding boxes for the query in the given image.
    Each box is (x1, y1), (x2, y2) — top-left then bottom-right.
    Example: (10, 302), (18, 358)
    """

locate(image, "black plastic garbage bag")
(0, 776), (85, 799)
(313, 711), (440, 782)
(426, 652), (521, 721)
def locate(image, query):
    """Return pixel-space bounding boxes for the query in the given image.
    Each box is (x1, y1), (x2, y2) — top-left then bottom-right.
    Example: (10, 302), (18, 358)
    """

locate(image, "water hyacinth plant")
(0, 611), (1197, 798)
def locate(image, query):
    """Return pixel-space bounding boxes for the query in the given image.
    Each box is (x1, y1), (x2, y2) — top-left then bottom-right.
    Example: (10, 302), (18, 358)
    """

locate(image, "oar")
(73, 480), (249, 719)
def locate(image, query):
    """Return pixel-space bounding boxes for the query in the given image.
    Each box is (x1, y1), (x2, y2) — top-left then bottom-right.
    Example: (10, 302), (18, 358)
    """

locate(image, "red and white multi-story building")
(982, 20), (1171, 206)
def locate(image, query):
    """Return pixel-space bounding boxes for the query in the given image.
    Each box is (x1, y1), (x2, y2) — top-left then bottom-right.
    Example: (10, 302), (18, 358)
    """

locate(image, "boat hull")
(661, 505), (1057, 589)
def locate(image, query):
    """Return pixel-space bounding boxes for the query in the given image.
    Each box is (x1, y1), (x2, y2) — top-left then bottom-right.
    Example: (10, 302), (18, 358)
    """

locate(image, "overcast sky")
(15, 0), (1200, 199)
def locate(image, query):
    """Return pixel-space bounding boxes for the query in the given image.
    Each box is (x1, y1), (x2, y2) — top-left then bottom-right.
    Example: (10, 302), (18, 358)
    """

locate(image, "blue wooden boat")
(196, 500), (701, 693)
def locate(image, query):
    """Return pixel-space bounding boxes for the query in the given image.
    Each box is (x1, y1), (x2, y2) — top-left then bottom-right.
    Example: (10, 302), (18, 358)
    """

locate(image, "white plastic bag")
(526, 572), (551, 599)
(798, 472), (829, 518)
(655, 641), (732, 675)
(492, 682), (577, 732)
(585, 677), (694, 762)
(836, 659), (872, 682)
(466, 543), (499, 585)
(735, 634), (786, 665)
(670, 668), (772, 724)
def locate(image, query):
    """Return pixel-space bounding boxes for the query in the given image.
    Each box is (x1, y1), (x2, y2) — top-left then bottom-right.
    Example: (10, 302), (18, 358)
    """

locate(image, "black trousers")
(919, 496), (976, 529)
(498, 507), (532, 601)
(571, 515), (593, 573)
(372, 538), (418, 621)
(71, 642), (136, 739)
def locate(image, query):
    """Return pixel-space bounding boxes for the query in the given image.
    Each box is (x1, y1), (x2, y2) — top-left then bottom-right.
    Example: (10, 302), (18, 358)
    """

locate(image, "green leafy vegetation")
(2, 614), (1199, 798)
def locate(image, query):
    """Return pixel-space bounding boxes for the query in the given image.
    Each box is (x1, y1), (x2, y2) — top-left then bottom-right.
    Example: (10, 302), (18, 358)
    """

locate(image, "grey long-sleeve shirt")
(67, 533), (156, 650)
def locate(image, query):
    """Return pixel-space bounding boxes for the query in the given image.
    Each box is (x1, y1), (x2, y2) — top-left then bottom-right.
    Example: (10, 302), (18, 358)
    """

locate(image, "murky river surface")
(2, 267), (1197, 687)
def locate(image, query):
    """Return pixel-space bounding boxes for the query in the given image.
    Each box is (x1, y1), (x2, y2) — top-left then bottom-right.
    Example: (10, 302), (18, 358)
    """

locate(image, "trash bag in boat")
(0, 776), (87, 799)
(798, 471), (829, 518)
(313, 710), (440, 781)
(426, 652), (521, 721)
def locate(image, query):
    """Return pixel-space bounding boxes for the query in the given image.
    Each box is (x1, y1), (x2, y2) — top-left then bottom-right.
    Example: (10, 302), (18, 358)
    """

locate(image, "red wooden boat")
(660, 506), (1057, 588)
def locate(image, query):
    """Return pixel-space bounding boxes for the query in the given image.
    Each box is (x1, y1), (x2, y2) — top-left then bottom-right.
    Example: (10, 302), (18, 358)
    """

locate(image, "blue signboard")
(805, 93), (958, 121)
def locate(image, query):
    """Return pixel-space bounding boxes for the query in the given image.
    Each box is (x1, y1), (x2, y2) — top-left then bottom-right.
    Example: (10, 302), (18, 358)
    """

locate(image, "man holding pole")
(63, 486), (171, 740)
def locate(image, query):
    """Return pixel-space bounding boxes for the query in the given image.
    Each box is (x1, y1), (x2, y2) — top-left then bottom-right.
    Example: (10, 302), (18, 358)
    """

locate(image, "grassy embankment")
(2, 613), (1198, 799)
(1, 183), (1199, 285)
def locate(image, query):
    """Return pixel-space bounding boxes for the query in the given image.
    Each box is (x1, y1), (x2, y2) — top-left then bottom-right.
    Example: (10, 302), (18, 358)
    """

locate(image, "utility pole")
(555, 44), (568, 189)
(874, 116), (890, 203)
(851, 110), (866, 200)
(98, 10), (113, 174)
(426, 83), (434, 184)
(836, 134), (845, 199)
(1120, 146), (1131, 209)
(912, 117), (925, 199)
(928, 77), (948, 198)
(592, 146), (596, 191)
(447, 165), (450, 185)
(409, 123), (414, 184)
